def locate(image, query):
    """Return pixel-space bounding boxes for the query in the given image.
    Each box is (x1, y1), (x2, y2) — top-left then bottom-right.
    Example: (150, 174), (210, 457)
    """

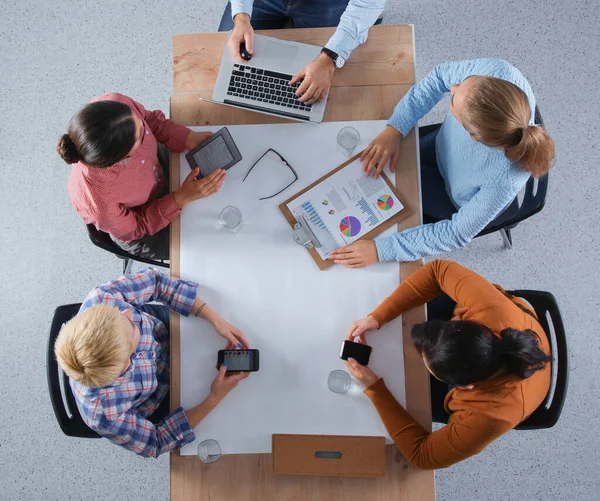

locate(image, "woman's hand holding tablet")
(174, 168), (226, 208)
(185, 127), (243, 179)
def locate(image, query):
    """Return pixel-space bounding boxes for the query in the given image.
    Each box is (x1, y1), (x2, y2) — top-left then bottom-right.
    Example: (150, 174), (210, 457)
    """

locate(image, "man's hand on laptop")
(290, 53), (335, 104)
(228, 13), (254, 62)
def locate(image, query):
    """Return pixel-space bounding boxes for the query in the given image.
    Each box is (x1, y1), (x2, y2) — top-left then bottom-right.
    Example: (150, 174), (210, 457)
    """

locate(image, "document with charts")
(286, 157), (405, 259)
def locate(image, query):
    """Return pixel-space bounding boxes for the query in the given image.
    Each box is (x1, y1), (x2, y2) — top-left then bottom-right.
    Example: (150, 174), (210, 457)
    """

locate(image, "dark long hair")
(411, 320), (550, 386)
(57, 100), (136, 168)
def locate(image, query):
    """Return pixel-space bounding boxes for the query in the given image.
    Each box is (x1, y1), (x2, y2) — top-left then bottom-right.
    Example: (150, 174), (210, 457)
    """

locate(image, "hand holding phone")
(210, 364), (249, 402)
(340, 340), (372, 366)
(345, 316), (380, 344)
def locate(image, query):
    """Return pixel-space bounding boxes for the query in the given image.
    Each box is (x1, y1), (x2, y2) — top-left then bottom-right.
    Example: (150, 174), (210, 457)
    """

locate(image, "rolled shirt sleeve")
(230, 0), (254, 18)
(97, 405), (195, 458)
(324, 0), (386, 61)
(82, 268), (198, 317)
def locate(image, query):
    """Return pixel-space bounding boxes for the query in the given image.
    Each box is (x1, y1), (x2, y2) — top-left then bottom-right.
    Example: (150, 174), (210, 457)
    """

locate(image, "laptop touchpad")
(264, 41), (299, 70)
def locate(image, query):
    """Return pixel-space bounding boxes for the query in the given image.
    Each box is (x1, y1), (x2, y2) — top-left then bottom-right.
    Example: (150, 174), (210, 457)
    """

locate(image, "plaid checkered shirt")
(70, 268), (198, 457)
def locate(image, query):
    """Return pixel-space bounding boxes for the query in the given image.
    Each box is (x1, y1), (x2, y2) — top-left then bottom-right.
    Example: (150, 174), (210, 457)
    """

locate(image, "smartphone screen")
(340, 341), (372, 366)
(218, 349), (260, 372)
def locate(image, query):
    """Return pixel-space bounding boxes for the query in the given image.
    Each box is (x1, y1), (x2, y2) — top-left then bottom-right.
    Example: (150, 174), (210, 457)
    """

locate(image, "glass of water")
(198, 439), (222, 464)
(219, 206), (244, 233)
(337, 126), (361, 157)
(328, 369), (352, 394)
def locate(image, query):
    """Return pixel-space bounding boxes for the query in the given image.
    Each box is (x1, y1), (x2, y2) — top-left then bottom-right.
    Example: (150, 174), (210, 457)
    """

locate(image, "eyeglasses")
(242, 148), (298, 200)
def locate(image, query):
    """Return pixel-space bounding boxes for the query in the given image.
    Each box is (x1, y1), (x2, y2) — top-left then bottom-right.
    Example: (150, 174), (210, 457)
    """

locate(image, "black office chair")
(47, 303), (101, 438)
(86, 224), (169, 274)
(418, 106), (548, 249)
(47, 303), (172, 438)
(427, 290), (569, 430)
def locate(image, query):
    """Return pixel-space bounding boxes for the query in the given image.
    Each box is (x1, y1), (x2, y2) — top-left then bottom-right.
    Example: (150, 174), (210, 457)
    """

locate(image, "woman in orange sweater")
(344, 260), (551, 469)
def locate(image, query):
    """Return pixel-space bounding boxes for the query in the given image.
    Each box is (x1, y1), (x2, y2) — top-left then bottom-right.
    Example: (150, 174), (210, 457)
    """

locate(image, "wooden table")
(170, 25), (434, 501)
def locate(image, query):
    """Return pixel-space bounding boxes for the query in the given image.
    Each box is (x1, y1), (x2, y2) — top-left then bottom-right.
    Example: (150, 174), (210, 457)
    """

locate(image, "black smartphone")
(217, 349), (260, 372)
(340, 340), (372, 366)
(185, 127), (243, 179)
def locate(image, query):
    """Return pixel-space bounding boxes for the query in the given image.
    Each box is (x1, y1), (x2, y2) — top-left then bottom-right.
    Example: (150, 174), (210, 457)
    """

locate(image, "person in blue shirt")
(330, 58), (556, 268)
(219, 0), (386, 104)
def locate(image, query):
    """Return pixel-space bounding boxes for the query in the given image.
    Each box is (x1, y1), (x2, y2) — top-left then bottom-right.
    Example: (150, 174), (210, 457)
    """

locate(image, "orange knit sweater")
(365, 260), (550, 470)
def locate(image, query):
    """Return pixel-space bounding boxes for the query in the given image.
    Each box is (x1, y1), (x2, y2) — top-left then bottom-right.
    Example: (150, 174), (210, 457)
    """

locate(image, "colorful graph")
(377, 194), (394, 211)
(301, 201), (327, 230)
(340, 216), (361, 237)
(356, 198), (379, 227)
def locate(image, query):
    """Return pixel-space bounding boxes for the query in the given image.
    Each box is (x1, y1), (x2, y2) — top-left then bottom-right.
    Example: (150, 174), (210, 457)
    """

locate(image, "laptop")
(211, 33), (328, 123)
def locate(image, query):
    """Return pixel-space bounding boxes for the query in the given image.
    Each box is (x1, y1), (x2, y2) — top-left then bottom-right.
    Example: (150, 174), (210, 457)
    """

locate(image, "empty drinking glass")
(198, 439), (222, 464)
(328, 369), (352, 394)
(219, 205), (244, 233)
(337, 126), (361, 157)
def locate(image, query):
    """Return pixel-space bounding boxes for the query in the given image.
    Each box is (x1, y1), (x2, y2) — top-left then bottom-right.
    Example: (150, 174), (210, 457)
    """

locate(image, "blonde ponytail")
(462, 76), (555, 177)
(504, 125), (555, 177)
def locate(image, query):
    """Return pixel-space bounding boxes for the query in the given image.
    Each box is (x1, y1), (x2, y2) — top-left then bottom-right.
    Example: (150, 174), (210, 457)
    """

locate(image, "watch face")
(335, 57), (345, 69)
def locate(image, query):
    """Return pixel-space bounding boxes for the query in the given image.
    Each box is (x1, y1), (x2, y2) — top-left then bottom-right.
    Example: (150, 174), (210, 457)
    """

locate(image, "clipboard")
(279, 151), (411, 270)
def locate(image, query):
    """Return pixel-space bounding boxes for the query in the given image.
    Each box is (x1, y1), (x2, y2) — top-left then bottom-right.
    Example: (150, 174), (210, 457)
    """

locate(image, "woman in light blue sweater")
(330, 59), (555, 267)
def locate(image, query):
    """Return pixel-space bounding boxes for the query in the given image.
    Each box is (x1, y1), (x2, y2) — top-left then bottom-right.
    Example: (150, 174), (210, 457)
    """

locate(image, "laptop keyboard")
(227, 64), (313, 113)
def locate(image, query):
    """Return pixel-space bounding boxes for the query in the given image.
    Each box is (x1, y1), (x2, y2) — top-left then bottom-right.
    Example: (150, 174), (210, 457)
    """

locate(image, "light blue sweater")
(375, 59), (536, 262)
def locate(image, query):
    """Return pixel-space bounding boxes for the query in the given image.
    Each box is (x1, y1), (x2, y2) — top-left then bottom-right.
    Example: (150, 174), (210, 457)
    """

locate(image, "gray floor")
(0, 0), (598, 500)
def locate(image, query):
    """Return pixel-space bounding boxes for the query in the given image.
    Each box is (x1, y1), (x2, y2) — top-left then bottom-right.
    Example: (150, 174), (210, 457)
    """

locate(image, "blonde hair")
(54, 304), (131, 388)
(461, 76), (555, 177)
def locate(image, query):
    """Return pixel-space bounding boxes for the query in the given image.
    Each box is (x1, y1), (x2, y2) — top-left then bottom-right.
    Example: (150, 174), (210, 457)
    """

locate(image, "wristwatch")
(321, 47), (346, 69)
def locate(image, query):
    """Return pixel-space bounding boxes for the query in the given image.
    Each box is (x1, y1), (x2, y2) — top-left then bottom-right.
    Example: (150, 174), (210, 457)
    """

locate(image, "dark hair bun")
(57, 134), (80, 164)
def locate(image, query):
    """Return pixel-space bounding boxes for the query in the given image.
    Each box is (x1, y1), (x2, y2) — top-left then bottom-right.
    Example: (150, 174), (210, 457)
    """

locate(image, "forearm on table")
(184, 395), (220, 429)
(191, 297), (214, 320)
(364, 378), (434, 467)
(369, 261), (451, 326)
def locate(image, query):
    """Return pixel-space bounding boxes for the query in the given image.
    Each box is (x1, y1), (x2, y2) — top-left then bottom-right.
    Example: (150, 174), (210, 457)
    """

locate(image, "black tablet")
(185, 127), (242, 179)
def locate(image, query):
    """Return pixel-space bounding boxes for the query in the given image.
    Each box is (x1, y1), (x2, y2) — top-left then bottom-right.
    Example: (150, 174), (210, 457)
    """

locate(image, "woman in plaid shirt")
(54, 268), (250, 457)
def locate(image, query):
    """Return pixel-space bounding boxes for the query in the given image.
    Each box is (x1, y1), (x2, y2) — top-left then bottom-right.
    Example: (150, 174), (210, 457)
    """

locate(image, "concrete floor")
(0, 0), (598, 500)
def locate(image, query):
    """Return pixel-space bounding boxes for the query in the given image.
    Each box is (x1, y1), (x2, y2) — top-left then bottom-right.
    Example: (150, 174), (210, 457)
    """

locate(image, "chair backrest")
(478, 106), (549, 235)
(507, 290), (569, 430)
(46, 303), (101, 438)
(85, 224), (169, 269)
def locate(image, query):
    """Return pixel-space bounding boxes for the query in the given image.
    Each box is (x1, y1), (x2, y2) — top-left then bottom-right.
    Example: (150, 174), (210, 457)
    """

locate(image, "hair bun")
(57, 134), (80, 164)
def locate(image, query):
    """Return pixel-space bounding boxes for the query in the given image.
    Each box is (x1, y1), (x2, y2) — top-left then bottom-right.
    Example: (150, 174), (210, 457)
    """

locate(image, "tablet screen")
(192, 135), (234, 176)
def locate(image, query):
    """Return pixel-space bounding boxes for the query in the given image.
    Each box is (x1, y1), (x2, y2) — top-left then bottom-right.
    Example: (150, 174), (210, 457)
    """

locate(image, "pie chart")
(340, 216), (361, 237)
(377, 194), (394, 210)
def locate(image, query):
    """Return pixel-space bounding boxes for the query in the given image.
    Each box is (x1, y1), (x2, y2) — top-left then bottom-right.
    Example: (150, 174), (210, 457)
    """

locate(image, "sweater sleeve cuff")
(375, 237), (398, 262)
(364, 377), (392, 402)
(368, 309), (388, 328)
(387, 113), (413, 137)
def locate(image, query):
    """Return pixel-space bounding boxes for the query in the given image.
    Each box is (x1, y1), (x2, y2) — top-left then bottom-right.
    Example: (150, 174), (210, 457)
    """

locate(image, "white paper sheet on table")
(288, 157), (405, 259)
(178, 121), (406, 456)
